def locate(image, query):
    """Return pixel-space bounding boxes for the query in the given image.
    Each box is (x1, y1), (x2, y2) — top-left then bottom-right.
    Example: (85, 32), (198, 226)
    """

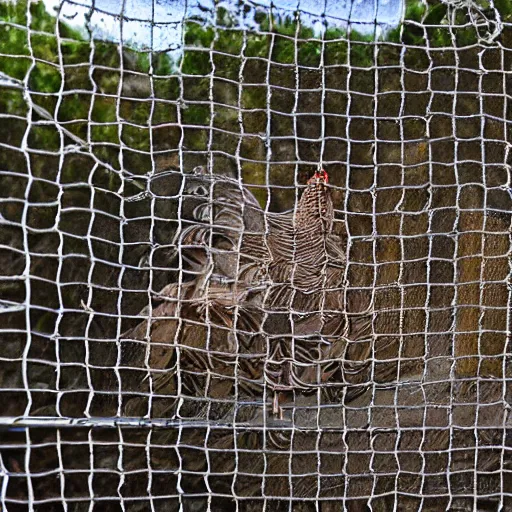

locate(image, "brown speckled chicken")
(260, 170), (370, 414)
(118, 167), (369, 419)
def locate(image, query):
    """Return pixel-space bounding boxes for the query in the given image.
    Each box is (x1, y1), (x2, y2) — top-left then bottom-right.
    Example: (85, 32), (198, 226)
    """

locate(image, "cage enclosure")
(0, 0), (511, 510)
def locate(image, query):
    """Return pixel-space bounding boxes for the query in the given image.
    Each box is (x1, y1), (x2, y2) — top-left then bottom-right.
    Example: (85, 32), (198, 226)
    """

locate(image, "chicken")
(118, 167), (371, 419)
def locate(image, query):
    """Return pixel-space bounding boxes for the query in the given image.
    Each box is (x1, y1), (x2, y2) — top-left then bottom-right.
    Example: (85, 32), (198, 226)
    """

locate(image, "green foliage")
(182, 47), (212, 75)
(0, 2), (30, 81)
(0, 0), (508, 194)
(388, 0), (427, 44)
(494, 0), (512, 19)
(32, 32), (58, 62)
(387, 0), (451, 46)
(61, 39), (89, 65)
(388, 0), (512, 47)
(153, 52), (174, 76)
(242, 86), (266, 109)
(0, 24), (29, 56)
(406, 0), (427, 22)
(324, 28), (348, 66)
(29, 0), (57, 34)
(120, 99), (151, 126)
(0, 88), (26, 115)
(58, 93), (89, 121)
(125, 47), (151, 73)
(349, 31), (375, 67)
(122, 125), (150, 151)
(298, 39), (321, 66)
(182, 20), (215, 75)
(92, 97), (116, 123)
(0, 0), (28, 25)
(3, 0), (482, 95)
(423, 3), (448, 26)
(216, 27), (244, 55)
(154, 76), (179, 100)
(29, 124), (60, 150)
(271, 15), (298, 64)
(0, 53), (30, 83)
(29, 61), (62, 92)
(182, 104), (210, 125)
(245, 33), (269, 58)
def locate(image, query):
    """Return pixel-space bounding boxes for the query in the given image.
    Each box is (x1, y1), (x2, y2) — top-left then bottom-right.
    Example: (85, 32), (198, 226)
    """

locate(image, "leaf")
(424, 3), (448, 26)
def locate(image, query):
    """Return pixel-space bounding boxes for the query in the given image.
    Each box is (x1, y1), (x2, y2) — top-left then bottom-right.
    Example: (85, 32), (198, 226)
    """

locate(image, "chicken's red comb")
(313, 169), (328, 183)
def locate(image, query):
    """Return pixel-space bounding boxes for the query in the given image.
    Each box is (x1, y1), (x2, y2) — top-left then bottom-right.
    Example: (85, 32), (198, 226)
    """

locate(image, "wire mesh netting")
(0, 0), (512, 509)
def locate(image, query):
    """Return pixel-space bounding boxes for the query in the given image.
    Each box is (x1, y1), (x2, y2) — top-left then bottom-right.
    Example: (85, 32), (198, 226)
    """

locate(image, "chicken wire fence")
(0, 0), (512, 510)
